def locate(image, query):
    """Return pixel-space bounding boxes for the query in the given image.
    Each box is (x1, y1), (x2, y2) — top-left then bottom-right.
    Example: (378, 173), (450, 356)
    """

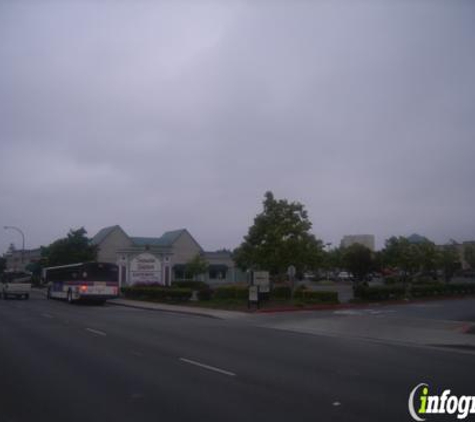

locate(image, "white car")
(337, 271), (352, 281)
(1, 272), (32, 300)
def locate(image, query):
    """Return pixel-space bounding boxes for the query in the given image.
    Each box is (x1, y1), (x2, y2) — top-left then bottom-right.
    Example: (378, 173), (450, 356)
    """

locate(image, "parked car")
(1, 271), (32, 299)
(336, 271), (352, 281)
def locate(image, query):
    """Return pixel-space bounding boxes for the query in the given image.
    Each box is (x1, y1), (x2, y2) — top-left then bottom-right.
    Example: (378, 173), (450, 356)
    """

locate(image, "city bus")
(44, 262), (119, 304)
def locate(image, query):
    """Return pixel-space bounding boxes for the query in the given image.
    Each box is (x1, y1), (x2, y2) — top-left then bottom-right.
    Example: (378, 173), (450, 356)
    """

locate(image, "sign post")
(287, 265), (296, 299)
(248, 285), (259, 309)
(253, 271), (270, 300)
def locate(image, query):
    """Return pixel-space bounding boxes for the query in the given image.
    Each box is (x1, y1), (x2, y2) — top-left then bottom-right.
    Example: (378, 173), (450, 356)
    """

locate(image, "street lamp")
(4, 226), (25, 265)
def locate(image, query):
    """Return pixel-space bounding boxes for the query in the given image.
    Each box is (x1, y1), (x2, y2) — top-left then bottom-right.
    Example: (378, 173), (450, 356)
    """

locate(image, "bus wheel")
(67, 290), (74, 304)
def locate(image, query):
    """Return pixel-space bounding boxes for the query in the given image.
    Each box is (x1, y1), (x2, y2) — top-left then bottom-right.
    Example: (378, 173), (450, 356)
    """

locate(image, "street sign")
(249, 285), (259, 302)
(253, 271), (270, 293)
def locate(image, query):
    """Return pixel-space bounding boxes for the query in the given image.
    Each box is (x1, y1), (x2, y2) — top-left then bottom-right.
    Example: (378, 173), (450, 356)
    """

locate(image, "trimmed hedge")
(354, 285), (405, 301)
(355, 282), (475, 301)
(293, 289), (339, 304)
(213, 286), (248, 300)
(121, 286), (192, 302)
(271, 285), (292, 300)
(197, 288), (213, 301)
(171, 281), (210, 290)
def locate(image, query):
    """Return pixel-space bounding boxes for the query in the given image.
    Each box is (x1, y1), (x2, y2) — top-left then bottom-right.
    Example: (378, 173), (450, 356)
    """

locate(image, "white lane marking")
(41, 313), (54, 319)
(179, 358), (236, 377)
(85, 328), (107, 336)
(333, 401), (341, 407)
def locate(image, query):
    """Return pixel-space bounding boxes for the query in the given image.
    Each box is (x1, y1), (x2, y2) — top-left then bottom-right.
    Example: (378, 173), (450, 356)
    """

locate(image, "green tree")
(382, 236), (420, 284)
(185, 254), (209, 280)
(417, 240), (439, 276)
(233, 191), (323, 277)
(464, 244), (475, 269)
(439, 242), (460, 282)
(0, 256), (6, 274)
(342, 244), (373, 283)
(42, 227), (98, 267)
(325, 247), (344, 271)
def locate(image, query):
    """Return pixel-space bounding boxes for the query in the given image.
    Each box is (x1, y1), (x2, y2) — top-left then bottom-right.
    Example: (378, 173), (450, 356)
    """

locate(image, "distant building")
(340, 234), (375, 251)
(5, 248), (42, 272)
(91, 225), (246, 287)
(451, 241), (475, 270)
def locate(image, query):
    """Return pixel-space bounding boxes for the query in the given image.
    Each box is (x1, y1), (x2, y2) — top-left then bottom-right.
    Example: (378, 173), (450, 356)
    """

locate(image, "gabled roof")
(204, 250), (233, 258)
(93, 226), (203, 250)
(130, 237), (168, 247)
(160, 229), (188, 245)
(131, 229), (190, 247)
(91, 225), (125, 245)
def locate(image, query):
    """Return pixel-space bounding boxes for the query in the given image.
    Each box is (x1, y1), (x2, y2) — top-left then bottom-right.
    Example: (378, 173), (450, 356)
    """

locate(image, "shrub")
(355, 282), (475, 301)
(213, 286), (248, 300)
(171, 281), (209, 290)
(121, 286), (192, 302)
(197, 288), (213, 301)
(271, 285), (291, 300)
(383, 276), (401, 285)
(293, 290), (339, 304)
(354, 285), (405, 301)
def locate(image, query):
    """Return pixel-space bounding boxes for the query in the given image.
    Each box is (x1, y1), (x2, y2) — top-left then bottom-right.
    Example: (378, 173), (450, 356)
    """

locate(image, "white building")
(91, 225), (245, 288)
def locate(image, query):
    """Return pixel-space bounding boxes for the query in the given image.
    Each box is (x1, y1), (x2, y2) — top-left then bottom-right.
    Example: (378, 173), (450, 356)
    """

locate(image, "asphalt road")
(1, 292), (474, 422)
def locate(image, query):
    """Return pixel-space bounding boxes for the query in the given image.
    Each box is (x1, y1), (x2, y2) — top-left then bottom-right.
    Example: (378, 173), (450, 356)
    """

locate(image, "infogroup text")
(409, 383), (475, 421)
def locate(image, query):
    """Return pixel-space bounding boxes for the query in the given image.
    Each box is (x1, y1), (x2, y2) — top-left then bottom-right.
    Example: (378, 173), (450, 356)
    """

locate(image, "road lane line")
(85, 328), (107, 336)
(179, 358), (236, 377)
(41, 313), (54, 319)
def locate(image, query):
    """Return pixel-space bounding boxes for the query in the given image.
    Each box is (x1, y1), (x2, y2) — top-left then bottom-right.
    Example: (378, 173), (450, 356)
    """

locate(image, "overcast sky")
(1, 0), (474, 254)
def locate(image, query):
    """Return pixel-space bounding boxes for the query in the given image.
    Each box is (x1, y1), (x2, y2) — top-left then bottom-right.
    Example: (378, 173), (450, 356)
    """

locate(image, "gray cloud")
(1, 0), (474, 253)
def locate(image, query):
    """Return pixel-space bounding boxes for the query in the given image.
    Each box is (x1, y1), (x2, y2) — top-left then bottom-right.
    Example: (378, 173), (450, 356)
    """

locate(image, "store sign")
(253, 271), (270, 293)
(130, 253), (162, 285)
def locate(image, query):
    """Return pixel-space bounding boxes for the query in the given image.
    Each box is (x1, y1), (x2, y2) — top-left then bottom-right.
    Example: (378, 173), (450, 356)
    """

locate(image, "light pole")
(4, 226), (25, 267)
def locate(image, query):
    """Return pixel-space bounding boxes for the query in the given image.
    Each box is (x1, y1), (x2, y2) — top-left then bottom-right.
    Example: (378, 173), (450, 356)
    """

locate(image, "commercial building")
(91, 225), (246, 288)
(4, 248), (42, 272)
(340, 234), (375, 251)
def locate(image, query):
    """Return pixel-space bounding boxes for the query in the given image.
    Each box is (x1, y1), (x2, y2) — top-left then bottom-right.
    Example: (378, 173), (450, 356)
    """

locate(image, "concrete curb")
(108, 299), (248, 320)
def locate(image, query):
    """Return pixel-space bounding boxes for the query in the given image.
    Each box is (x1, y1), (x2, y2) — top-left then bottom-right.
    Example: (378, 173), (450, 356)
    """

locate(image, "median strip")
(85, 328), (107, 337)
(179, 358), (236, 377)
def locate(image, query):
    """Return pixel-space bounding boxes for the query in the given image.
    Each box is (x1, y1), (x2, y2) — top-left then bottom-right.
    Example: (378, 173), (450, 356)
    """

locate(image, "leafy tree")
(42, 227), (98, 267)
(439, 242), (460, 282)
(371, 250), (385, 274)
(324, 247), (344, 272)
(382, 236), (420, 284)
(234, 191), (323, 277)
(186, 254), (209, 280)
(0, 256), (6, 274)
(342, 244), (373, 283)
(417, 240), (439, 276)
(464, 244), (475, 269)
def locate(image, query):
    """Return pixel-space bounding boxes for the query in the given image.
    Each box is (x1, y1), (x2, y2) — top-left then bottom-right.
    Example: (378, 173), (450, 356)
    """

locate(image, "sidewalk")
(108, 298), (249, 320)
(257, 312), (475, 352)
